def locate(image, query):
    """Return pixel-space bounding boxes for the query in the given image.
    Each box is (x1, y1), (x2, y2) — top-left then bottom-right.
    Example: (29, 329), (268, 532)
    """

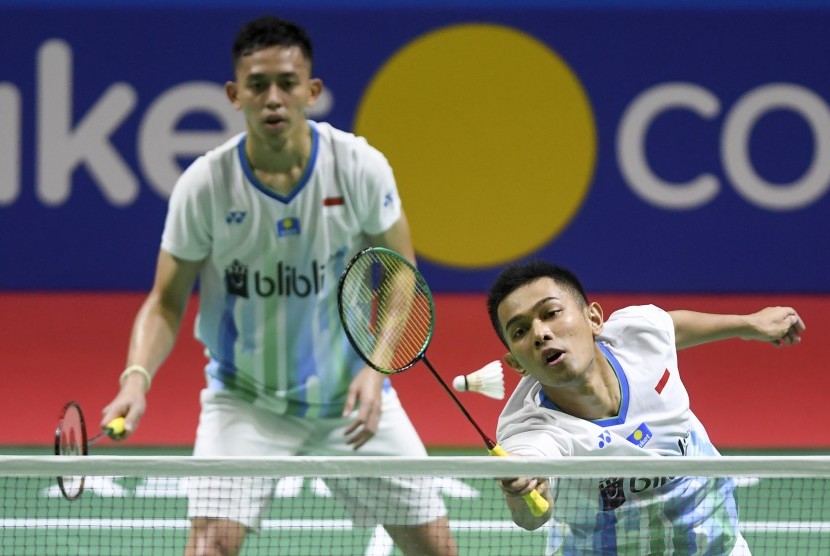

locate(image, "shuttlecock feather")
(452, 361), (505, 399)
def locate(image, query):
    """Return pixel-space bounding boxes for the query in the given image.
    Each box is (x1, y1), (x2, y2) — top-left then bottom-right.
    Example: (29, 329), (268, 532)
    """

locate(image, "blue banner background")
(1, 5), (827, 292)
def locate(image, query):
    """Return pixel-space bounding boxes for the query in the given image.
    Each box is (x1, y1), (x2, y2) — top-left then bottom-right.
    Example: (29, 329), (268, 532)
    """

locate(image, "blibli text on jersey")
(224, 259), (327, 298)
(598, 475), (677, 511)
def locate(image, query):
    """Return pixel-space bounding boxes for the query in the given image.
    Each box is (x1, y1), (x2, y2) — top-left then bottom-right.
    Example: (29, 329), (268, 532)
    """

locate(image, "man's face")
(226, 45), (321, 145)
(497, 277), (603, 388)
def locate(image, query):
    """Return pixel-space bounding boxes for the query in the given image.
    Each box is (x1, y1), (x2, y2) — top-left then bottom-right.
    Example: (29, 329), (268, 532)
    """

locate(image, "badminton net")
(1, 455), (828, 555)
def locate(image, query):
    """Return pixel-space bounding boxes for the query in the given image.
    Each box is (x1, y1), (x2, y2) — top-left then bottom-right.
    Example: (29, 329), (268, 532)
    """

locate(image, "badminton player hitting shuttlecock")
(452, 361), (505, 400)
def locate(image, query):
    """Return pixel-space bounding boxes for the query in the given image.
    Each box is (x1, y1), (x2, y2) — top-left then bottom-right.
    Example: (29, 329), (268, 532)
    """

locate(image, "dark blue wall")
(2, 2), (827, 292)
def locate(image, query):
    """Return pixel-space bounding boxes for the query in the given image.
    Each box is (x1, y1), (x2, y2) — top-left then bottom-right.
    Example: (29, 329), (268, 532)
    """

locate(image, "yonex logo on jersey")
(626, 423), (653, 448)
(597, 430), (612, 449)
(277, 217), (301, 237)
(383, 192), (393, 208)
(226, 211), (247, 224)
(223, 259), (327, 298)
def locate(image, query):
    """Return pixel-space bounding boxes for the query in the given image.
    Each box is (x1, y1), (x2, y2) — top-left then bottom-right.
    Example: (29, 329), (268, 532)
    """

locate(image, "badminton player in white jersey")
(486, 261), (805, 555)
(100, 15), (457, 556)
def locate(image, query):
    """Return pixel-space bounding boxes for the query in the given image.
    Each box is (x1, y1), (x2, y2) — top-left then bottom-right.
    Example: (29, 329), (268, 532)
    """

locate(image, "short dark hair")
(232, 16), (314, 69)
(486, 260), (588, 346)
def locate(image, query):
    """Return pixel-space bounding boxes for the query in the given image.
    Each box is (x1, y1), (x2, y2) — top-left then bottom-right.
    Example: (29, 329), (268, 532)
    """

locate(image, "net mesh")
(1, 455), (828, 555)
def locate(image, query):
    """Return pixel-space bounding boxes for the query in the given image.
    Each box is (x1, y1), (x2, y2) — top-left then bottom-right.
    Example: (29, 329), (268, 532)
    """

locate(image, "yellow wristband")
(120, 365), (152, 393)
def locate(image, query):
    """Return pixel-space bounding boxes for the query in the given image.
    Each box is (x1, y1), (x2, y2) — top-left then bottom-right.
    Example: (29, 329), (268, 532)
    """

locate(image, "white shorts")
(187, 388), (448, 530)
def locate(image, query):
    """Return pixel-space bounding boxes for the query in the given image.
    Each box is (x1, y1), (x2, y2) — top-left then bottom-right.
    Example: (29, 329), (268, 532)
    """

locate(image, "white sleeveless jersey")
(497, 305), (741, 555)
(161, 122), (401, 418)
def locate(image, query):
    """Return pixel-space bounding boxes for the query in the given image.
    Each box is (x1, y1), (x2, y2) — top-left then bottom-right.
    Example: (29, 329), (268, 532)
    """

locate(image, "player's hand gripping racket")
(54, 401), (126, 500)
(337, 247), (549, 516)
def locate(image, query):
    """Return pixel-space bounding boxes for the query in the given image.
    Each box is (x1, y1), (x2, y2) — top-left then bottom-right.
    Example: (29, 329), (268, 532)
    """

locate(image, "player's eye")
(277, 77), (299, 90)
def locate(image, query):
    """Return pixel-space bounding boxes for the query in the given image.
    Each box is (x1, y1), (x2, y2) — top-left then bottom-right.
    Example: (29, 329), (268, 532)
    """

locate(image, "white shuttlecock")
(452, 361), (505, 399)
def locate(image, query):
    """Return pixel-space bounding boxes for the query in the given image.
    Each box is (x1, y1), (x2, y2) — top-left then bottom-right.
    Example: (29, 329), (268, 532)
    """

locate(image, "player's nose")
(265, 83), (282, 108)
(532, 320), (554, 347)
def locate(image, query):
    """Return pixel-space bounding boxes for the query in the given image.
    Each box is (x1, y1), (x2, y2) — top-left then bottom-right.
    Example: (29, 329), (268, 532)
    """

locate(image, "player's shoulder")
(199, 132), (245, 170)
(605, 305), (672, 332)
(312, 121), (388, 163)
(500, 377), (567, 428)
(177, 133), (244, 187)
(497, 378), (576, 455)
(312, 120), (361, 144)
(599, 304), (675, 355)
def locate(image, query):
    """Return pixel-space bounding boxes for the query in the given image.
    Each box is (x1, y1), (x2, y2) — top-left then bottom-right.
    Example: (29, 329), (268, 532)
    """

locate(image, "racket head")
(54, 401), (88, 500)
(338, 247), (436, 374)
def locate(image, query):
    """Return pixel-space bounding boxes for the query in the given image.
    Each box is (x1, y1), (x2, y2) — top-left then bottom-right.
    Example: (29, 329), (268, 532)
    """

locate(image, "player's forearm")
(672, 307), (805, 350)
(125, 292), (188, 381)
(669, 310), (754, 350)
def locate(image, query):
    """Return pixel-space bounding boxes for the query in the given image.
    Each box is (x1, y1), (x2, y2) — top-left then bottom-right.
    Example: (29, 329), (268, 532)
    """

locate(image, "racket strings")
(56, 402), (88, 500)
(342, 253), (433, 372)
(375, 275), (431, 366)
(353, 270), (425, 367)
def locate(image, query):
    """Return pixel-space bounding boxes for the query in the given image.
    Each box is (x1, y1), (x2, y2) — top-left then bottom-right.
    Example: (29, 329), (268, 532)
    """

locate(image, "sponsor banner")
(1, 7), (828, 292)
(1, 293), (826, 448)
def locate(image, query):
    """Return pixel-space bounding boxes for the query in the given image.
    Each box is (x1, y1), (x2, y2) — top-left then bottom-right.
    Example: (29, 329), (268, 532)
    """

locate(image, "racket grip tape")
(489, 444), (550, 517)
(105, 417), (126, 438)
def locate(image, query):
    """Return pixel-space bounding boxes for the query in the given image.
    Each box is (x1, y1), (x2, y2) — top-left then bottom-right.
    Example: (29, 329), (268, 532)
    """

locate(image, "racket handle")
(489, 444), (550, 517)
(90, 417), (127, 445)
(522, 487), (549, 517)
(105, 417), (126, 437)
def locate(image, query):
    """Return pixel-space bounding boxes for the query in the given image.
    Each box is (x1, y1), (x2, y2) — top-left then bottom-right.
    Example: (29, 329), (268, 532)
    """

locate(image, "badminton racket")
(54, 400), (125, 500)
(337, 247), (549, 516)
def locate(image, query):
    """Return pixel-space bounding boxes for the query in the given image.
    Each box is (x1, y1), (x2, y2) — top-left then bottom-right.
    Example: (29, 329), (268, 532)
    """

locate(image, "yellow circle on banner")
(354, 24), (596, 268)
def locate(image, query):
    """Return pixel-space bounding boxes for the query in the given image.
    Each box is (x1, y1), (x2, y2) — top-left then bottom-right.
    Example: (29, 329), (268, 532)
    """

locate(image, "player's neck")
(245, 125), (312, 196)
(542, 352), (621, 420)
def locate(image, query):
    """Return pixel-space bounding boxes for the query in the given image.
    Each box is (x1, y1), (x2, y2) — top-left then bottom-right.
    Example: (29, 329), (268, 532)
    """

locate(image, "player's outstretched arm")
(100, 249), (203, 438)
(498, 476), (553, 530)
(670, 307), (805, 350)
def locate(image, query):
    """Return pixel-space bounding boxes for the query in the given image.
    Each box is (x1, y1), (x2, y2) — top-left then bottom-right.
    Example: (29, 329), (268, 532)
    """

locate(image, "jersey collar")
(237, 120), (320, 204)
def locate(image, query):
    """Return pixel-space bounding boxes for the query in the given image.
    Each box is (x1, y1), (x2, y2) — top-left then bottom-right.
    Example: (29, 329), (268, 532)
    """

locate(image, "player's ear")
(503, 353), (528, 376)
(225, 81), (240, 108)
(307, 78), (323, 107)
(587, 301), (604, 338)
